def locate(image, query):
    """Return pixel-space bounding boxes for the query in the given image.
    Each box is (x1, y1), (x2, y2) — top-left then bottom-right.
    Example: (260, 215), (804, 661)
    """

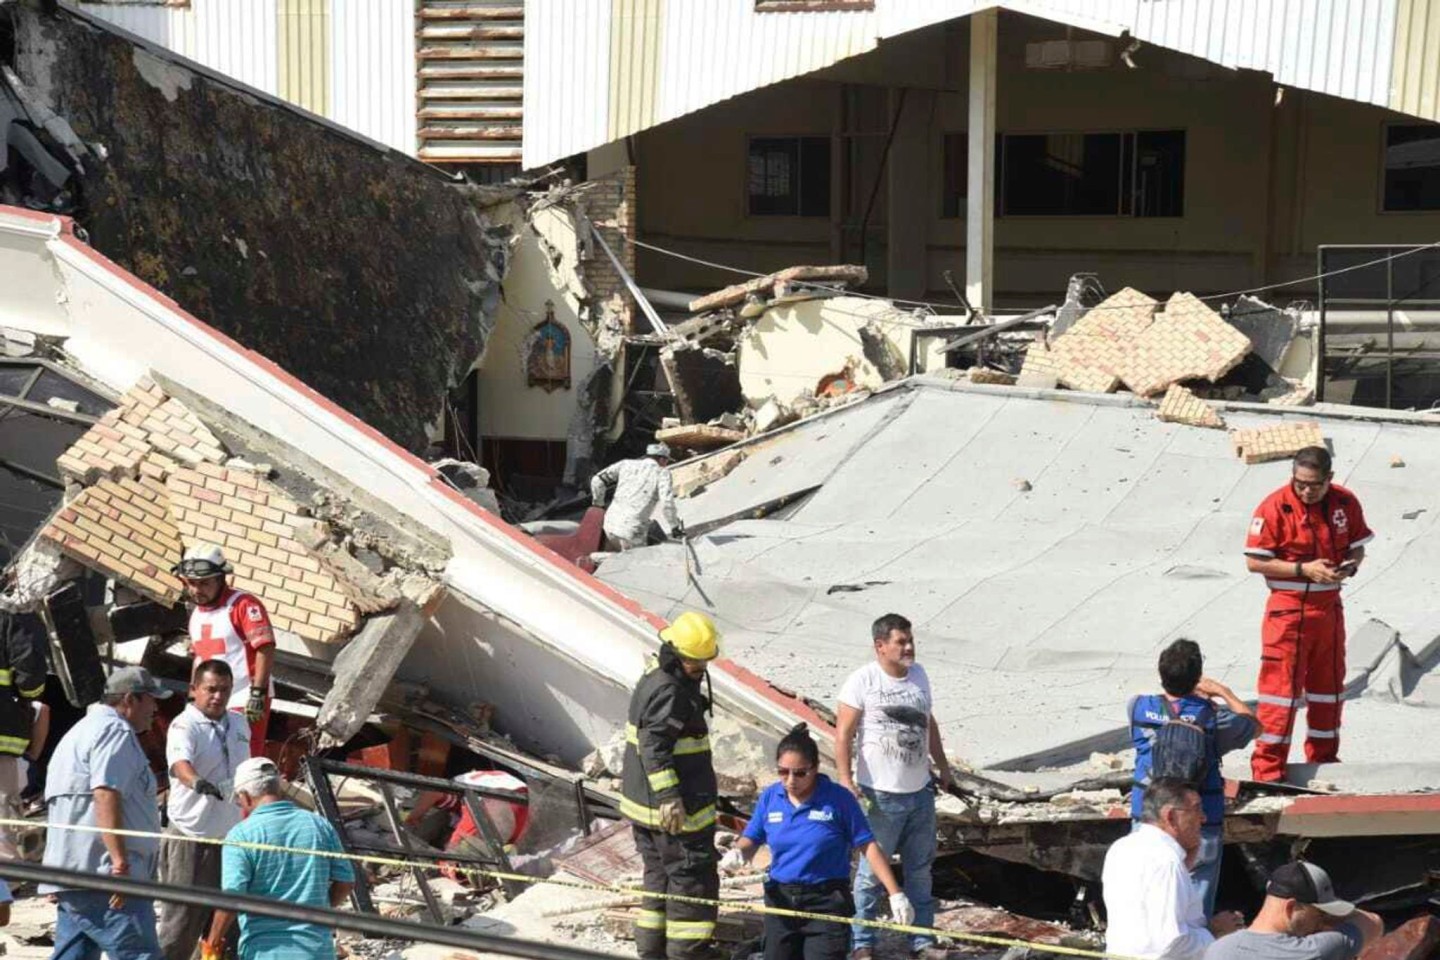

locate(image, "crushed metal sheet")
(1230, 420), (1326, 464)
(1155, 384), (1226, 429)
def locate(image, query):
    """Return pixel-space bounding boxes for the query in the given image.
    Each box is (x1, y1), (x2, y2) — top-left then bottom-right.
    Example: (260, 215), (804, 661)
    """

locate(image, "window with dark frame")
(999, 129), (1185, 217)
(941, 133), (968, 218)
(1383, 124), (1440, 212)
(747, 136), (831, 217)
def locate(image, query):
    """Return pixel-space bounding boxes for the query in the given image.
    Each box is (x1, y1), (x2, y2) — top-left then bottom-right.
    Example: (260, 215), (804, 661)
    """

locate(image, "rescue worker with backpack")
(622, 611), (723, 960)
(1129, 639), (1258, 917)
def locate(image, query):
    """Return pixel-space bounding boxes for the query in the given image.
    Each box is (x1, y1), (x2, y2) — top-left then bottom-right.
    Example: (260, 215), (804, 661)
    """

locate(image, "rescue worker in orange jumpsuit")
(1243, 446), (1372, 782)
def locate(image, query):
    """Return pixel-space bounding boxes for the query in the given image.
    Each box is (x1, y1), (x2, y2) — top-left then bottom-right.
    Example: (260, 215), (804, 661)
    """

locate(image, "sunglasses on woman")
(776, 766), (813, 779)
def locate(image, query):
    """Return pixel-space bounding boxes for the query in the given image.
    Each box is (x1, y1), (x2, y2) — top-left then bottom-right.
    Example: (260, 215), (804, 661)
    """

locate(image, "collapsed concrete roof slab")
(0, 205), (820, 772)
(601, 377), (1440, 793)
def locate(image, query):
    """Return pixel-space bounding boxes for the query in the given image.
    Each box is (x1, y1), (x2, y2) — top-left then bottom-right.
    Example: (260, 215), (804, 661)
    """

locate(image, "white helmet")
(172, 543), (231, 580)
(646, 442), (672, 459)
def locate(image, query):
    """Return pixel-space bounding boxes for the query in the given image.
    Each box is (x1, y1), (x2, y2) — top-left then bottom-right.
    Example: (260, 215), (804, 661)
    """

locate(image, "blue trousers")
(52, 891), (162, 960)
(852, 786), (936, 951)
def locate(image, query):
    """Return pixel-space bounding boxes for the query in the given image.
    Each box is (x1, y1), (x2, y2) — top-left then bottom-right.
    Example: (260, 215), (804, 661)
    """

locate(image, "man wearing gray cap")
(1203, 862), (1382, 960)
(42, 666), (171, 960)
(590, 442), (682, 550)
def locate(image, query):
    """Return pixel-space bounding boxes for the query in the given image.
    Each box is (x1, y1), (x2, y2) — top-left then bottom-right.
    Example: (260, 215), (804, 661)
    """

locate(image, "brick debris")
(1231, 421), (1326, 464)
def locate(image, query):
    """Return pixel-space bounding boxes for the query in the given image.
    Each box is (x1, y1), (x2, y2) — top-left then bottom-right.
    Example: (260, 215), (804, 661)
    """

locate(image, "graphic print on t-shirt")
(877, 695), (928, 766)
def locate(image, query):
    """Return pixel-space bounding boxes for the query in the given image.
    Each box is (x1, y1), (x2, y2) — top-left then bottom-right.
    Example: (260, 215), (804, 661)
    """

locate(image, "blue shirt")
(742, 774), (874, 884)
(41, 704), (160, 892)
(221, 800), (356, 960)
(1129, 694), (1258, 827)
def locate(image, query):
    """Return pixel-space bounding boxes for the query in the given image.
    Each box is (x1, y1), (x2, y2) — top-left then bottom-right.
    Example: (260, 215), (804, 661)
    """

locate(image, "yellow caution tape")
(0, 817), (1136, 960)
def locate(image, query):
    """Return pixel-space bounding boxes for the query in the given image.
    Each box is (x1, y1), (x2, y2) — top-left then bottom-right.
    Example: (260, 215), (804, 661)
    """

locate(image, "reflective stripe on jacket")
(0, 611), (48, 756)
(621, 646), (716, 833)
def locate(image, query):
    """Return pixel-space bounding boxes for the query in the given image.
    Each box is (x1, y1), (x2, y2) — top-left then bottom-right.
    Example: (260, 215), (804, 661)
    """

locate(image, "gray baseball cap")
(104, 667), (173, 699)
(1266, 861), (1354, 917)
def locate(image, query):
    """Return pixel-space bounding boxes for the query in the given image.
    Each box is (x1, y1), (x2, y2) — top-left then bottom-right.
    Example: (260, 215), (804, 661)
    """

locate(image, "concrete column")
(317, 598), (428, 748)
(966, 8), (998, 312)
(886, 87), (936, 301)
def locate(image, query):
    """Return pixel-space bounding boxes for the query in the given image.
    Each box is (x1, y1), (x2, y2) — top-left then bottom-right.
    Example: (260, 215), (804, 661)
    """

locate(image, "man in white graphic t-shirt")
(836, 613), (954, 960)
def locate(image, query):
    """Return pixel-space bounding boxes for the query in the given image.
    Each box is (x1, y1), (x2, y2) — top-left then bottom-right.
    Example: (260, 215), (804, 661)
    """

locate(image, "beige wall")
(478, 205), (601, 441)
(736, 296), (953, 405)
(632, 13), (1440, 306)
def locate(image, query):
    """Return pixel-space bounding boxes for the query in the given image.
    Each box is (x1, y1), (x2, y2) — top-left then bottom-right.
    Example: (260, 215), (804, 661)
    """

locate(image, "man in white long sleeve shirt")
(1103, 779), (1245, 960)
(589, 443), (682, 550)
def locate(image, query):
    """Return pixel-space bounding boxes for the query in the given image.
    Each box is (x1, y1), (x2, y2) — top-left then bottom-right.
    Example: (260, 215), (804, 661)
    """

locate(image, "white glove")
(718, 847), (746, 874)
(889, 891), (915, 927)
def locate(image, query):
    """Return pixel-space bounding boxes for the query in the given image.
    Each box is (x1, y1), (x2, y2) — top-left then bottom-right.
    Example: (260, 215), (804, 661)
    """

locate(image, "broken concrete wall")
(660, 344), (745, 425)
(11, 4), (509, 453)
(478, 180), (631, 488)
(736, 296), (935, 406)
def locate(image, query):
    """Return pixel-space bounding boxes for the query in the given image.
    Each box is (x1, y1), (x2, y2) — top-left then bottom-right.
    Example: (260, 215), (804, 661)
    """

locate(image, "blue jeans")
(52, 891), (161, 960)
(1129, 821), (1224, 919)
(1193, 824), (1223, 919)
(853, 785), (936, 951)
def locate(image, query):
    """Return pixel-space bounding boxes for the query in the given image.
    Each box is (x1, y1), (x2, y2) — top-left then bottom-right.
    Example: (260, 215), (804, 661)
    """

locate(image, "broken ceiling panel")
(601, 379), (1440, 792)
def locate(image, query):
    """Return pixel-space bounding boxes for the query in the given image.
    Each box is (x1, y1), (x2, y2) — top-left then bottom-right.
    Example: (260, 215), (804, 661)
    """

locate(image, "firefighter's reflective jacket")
(620, 644), (716, 832)
(0, 611), (47, 756)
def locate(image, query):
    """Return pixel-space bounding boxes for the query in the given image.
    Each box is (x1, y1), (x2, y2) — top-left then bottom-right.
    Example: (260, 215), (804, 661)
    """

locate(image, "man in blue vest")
(1129, 639), (1258, 917)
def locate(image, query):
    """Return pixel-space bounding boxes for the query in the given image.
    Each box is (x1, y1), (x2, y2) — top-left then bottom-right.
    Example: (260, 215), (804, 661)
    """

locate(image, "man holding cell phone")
(1242, 446), (1373, 783)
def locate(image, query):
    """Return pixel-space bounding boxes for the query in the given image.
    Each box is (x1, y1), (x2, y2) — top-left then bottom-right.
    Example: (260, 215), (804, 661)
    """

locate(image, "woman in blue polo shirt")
(720, 724), (913, 960)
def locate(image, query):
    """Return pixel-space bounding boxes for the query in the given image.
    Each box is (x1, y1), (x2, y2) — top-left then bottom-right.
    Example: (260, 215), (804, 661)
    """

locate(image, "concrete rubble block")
(1, 539), (84, 611)
(654, 423), (745, 452)
(1227, 295), (1298, 375)
(1229, 420), (1326, 464)
(751, 398), (796, 435)
(1260, 377), (1315, 406)
(1155, 384), (1226, 429)
(1115, 292), (1253, 397)
(967, 366), (1017, 386)
(434, 458), (501, 514)
(316, 598), (427, 748)
(687, 264), (867, 313)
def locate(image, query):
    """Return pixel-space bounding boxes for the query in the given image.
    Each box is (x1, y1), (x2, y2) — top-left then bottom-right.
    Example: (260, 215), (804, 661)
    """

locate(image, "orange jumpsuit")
(1244, 482), (1372, 782)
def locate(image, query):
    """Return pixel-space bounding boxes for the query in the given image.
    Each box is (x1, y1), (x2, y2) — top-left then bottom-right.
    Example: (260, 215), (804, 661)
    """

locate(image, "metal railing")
(0, 861), (626, 960)
(1316, 243), (1440, 409)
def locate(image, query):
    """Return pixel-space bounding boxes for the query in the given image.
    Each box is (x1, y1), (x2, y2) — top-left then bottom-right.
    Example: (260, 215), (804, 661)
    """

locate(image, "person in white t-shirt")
(158, 659), (250, 960)
(835, 613), (954, 960)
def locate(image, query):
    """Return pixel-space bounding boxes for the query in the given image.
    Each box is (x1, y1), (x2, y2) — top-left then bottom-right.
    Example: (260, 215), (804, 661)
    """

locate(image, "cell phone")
(1337, 559), (1359, 573)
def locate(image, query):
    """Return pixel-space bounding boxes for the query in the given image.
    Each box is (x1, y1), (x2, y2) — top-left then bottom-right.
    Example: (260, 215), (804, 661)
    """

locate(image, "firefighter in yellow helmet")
(621, 612), (722, 960)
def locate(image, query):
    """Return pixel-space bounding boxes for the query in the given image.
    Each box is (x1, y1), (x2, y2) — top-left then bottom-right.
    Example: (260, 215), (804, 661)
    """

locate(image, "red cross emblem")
(193, 622), (227, 660)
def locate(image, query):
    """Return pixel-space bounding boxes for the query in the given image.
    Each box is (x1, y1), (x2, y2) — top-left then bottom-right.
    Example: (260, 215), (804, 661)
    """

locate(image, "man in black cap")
(1203, 862), (1382, 960)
